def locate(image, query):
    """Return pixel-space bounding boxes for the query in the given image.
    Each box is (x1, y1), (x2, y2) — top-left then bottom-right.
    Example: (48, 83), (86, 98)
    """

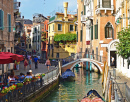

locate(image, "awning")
(0, 52), (24, 64)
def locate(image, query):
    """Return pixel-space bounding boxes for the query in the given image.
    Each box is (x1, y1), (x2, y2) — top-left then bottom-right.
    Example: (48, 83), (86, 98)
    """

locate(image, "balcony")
(81, 15), (87, 22)
(95, 4), (114, 14)
(14, 0), (21, 13)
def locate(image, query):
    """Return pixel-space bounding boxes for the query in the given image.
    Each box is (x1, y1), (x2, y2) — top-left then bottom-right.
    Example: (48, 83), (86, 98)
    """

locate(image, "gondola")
(60, 69), (75, 81)
(78, 89), (105, 102)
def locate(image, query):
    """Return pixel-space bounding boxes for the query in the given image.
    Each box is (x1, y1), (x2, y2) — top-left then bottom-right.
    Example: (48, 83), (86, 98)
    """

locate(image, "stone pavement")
(14, 62), (57, 76)
(115, 69), (130, 88)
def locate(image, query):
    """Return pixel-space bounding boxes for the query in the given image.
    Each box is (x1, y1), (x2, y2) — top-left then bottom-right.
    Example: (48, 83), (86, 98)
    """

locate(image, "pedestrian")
(24, 58), (28, 70)
(28, 57), (32, 69)
(45, 58), (51, 71)
(15, 60), (20, 71)
(110, 56), (114, 68)
(34, 56), (39, 69)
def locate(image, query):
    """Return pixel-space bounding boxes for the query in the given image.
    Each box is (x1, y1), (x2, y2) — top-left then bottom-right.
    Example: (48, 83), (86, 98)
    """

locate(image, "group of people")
(7, 69), (33, 85)
(24, 56), (33, 70)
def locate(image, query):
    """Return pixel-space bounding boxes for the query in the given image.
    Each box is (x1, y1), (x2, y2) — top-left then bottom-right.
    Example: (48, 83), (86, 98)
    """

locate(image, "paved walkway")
(14, 62), (57, 76)
(115, 69), (130, 87)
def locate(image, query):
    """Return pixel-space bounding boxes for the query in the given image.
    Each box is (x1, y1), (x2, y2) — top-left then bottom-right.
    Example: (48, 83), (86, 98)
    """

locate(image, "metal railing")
(61, 52), (106, 66)
(109, 68), (130, 102)
(0, 67), (59, 102)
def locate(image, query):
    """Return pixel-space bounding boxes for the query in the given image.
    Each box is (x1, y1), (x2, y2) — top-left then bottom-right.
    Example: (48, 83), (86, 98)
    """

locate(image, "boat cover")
(61, 69), (75, 79)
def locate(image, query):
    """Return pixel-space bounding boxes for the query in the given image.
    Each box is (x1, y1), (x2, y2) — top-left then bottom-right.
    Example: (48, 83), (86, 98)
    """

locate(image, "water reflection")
(42, 68), (103, 102)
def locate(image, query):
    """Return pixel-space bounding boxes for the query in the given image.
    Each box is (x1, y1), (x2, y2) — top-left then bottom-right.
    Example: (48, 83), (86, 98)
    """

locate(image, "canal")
(41, 68), (103, 102)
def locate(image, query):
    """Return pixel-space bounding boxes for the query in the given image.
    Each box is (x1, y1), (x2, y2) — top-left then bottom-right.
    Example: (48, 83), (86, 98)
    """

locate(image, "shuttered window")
(91, 26), (93, 40)
(0, 10), (4, 30)
(80, 30), (82, 42)
(58, 24), (62, 31)
(102, 0), (111, 8)
(8, 14), (11, 32)
(84, 6), (86, 15)
(95, 25), (98, 39)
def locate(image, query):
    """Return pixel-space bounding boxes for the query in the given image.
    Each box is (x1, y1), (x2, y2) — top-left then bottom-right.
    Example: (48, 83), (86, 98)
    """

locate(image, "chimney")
(47, 16), (51, 19)
(63, 2), (68, 18)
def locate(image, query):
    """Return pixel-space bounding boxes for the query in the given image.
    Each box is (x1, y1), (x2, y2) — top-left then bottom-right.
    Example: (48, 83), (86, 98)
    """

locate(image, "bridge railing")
(61, 52), (106, 66)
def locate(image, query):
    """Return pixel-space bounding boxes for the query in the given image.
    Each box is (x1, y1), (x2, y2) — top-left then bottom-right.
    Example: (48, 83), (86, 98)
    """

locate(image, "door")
(110, 51), (117, 68)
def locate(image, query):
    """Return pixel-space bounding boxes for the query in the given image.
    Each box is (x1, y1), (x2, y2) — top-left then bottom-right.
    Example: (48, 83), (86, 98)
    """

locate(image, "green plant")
(116, 27), (130, 59)
(16, 83), (23, 87)
(8, 85), (16, 91)
(41, 73), (45, 77)
(54, 33), (76, 42)
(1, 87), (9, 94)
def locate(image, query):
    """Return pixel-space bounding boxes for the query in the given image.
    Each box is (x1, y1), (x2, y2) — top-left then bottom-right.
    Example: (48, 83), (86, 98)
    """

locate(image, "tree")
(116, 27), (130, 59)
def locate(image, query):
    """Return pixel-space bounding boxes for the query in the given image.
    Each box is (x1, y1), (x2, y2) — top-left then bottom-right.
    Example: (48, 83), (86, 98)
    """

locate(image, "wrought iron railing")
(0, 67), (59, 102)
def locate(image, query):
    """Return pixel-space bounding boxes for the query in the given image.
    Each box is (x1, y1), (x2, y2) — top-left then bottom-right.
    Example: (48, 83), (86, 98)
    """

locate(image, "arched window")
(105, 22), (113, 38)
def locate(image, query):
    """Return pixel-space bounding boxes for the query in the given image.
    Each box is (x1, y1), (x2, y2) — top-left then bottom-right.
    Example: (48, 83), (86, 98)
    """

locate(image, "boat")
(61, 69), (75, 81)
(79, 89), (105, 102)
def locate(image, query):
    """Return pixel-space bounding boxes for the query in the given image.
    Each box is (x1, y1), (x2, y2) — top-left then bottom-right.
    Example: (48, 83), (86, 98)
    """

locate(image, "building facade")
(24, 19), (33, 55)
(48, 2), (77, 59)
(114, 0), (130, 77)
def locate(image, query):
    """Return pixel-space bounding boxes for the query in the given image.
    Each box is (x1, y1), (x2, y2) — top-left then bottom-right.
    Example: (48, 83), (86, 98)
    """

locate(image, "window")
(58, 24), (62, 31)
(53, 24), (54, 31)
(8, 14), (11, 32)
(70, 25), (73, 31)
(94, 24), (98, 39)
(80, 30), (82, 42)
(105, 22), (113, 38)
(71, 53), (75, 57)
(84, 5), (86, 15)
(102, 0), (111, 8)
(77, 31), (78, 42)
(0, 10), (4, 30)
(45, 25), (46, 30)
(75, 26), (77, 31)
(29, 44), (31, 48)
(49, 26), (50, 32)
(56, 53), (59, 58)
(96, 47), (98, 60)
(91, 26), (93, 40)
(21, 43), (25, 47)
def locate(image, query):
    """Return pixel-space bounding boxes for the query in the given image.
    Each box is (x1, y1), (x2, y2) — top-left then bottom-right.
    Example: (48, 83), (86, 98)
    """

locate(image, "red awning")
(0, 52), (24, 64)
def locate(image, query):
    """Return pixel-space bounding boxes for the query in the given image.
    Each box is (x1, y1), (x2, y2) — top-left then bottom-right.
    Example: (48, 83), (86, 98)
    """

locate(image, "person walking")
(34, 56), (39, 69)
(24, 58), (28, 70)
(15, 60), (20, 71)
(28, 57), (32, 69)
(45, 58), (51, 71)
(110, 56), (115, 68)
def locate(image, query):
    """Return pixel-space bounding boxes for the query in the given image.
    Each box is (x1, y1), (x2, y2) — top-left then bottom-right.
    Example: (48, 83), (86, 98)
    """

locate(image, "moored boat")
(61, 69), (75, 81)
(79, 89), (105, 102)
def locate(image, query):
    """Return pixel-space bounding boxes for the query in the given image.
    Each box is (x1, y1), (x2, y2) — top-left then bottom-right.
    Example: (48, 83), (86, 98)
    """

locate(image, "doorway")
(110, 51), (117, 68)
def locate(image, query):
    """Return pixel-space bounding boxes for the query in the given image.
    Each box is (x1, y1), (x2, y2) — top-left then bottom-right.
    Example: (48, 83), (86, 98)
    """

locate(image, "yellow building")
(48, 2), (77, 59)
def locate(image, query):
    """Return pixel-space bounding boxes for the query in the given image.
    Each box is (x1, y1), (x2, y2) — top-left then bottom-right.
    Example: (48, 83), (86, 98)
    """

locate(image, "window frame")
(105, 22), (113, 39)
(58, 24), (62, 31)
(69, 24), (74, 31)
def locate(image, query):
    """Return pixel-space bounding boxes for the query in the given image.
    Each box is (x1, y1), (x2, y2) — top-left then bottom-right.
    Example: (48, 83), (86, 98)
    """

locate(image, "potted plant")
(0, 87), (9, 96)
(23, 78), (31, 85)
(31, 76), (38, 82)
(16, 83), (23, 89)
(41, 73), (45, 77)
(8, 85), (16, 91)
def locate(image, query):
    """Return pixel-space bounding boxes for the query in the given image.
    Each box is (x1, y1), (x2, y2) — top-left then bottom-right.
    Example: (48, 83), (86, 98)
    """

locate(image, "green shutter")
(77, 32), (78, 42)
(53, 24), (54, 30)
(80, 30), (82, 42)
(49, 26), (50, 31)
(84, 6), (86, 15)
(95, 25), (98, 39)
(105, 27), (107, 38)
(91, 26), (93, 40)
(8, 14), (11, 32)
(0, 10), (4, 30)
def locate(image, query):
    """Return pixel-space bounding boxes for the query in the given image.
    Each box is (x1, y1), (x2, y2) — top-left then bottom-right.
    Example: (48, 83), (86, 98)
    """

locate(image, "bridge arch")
(70, 59), (103, 74)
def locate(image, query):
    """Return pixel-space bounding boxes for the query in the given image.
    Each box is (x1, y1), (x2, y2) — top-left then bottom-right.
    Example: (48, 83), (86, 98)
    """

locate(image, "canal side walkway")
(115, 69), (130, 87)
(14, 62), (57, 76)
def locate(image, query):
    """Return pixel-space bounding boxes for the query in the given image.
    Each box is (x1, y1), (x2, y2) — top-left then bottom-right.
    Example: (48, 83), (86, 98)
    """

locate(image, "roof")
(24, 19), (32, 24)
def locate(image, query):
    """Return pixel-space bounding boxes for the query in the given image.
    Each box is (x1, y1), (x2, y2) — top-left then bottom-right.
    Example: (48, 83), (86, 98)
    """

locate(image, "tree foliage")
(116, 27), (130, 59)
(54, 33), (76, 42)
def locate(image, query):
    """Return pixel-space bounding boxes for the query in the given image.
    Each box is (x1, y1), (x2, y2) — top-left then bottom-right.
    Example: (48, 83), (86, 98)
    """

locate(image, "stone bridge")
(60, 52), (105, 74)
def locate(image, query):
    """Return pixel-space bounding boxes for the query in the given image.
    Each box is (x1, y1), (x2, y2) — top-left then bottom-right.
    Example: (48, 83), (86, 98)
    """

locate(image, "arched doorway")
(108, 39), (119, 67)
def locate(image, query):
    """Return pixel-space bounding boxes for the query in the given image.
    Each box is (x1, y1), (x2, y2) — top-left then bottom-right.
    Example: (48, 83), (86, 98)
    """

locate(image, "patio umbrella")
(0, 52), (24, 64)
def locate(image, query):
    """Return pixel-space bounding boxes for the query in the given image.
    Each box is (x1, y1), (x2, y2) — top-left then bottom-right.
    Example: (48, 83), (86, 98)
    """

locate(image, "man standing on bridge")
(34, 56), (39, 69)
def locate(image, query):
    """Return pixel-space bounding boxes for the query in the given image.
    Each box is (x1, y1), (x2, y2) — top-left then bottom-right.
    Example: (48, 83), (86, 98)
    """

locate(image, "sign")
(101, 44), (108, 47)
(86, 41), (90, 45)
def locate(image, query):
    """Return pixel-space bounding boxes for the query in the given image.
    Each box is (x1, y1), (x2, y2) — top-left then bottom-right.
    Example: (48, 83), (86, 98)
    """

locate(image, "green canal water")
(42, 68), (103, 102)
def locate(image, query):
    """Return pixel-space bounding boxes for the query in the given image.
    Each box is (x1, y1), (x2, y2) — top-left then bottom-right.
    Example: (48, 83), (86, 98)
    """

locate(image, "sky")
(17, 0), (77, 20)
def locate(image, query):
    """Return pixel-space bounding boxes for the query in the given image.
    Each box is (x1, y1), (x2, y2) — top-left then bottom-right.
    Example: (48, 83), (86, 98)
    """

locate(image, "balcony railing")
(95, 5), (114, 10)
